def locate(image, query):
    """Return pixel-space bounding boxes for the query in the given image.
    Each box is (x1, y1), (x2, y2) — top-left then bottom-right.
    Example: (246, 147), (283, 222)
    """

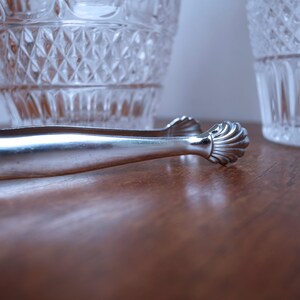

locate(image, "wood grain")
(0, 122), (300, 300)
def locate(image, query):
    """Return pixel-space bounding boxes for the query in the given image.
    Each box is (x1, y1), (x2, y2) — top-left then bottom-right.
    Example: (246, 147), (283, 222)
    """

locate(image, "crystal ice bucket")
(0, 0), (180, 128)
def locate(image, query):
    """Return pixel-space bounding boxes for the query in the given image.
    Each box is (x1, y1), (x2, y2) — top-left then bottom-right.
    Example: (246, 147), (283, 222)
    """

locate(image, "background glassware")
(247, 0), (300, 146)
(0, 0), (180, 128)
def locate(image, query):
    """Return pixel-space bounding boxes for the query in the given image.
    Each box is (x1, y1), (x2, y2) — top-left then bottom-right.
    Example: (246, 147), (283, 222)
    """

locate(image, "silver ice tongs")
(0, 117), (249, 179)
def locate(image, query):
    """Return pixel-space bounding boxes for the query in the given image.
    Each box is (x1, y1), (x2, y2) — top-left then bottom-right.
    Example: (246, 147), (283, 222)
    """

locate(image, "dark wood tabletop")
(0, 122), (300, 300)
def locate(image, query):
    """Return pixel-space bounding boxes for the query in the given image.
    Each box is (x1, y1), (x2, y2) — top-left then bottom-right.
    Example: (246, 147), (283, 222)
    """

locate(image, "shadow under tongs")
(0, 159), (179, 201)
(0, 171), (94, 200)
(0, 152), (248, 203)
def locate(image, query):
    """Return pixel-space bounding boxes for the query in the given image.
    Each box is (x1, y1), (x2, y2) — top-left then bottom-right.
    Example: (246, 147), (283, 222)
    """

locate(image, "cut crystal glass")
(247, 0), (300, 146)
(0, 0), (181, 128)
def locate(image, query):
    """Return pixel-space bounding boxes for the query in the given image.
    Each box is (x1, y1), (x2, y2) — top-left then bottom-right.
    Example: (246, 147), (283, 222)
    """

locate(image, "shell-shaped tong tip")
(207, 121), (249, 165)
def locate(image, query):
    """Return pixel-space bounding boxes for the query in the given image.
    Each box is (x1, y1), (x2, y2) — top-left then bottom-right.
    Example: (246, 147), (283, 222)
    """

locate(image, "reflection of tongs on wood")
(0, 117), (249, 179)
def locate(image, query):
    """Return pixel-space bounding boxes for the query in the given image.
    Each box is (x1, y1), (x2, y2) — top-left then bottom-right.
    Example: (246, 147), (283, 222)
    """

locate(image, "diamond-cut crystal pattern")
(0, 26), (172, 85)
(247, 0), (300, 58)
(0, 0), (180, 128)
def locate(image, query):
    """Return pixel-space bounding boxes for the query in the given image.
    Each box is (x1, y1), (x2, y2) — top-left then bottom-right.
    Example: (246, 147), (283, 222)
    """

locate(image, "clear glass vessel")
(247, 0), (300, 146)
(0, 0), (181, 128)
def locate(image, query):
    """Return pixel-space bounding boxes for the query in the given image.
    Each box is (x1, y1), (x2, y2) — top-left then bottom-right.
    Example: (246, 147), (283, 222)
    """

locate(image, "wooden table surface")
(0, 122), (300, 300)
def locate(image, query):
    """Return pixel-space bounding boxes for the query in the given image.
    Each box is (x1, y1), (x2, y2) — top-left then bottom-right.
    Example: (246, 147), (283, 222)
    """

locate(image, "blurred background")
(161, 0), (259, 122)
(0, 0), (260, 125)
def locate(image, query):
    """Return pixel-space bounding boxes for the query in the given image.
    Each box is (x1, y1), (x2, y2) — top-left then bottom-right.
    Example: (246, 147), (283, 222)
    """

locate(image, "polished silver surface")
(0, 117), (249, 179)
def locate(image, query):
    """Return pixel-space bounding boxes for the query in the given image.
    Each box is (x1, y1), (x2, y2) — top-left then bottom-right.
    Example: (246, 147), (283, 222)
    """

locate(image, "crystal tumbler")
(247, 0), (300, 146)
(0, 0), (180, 128)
